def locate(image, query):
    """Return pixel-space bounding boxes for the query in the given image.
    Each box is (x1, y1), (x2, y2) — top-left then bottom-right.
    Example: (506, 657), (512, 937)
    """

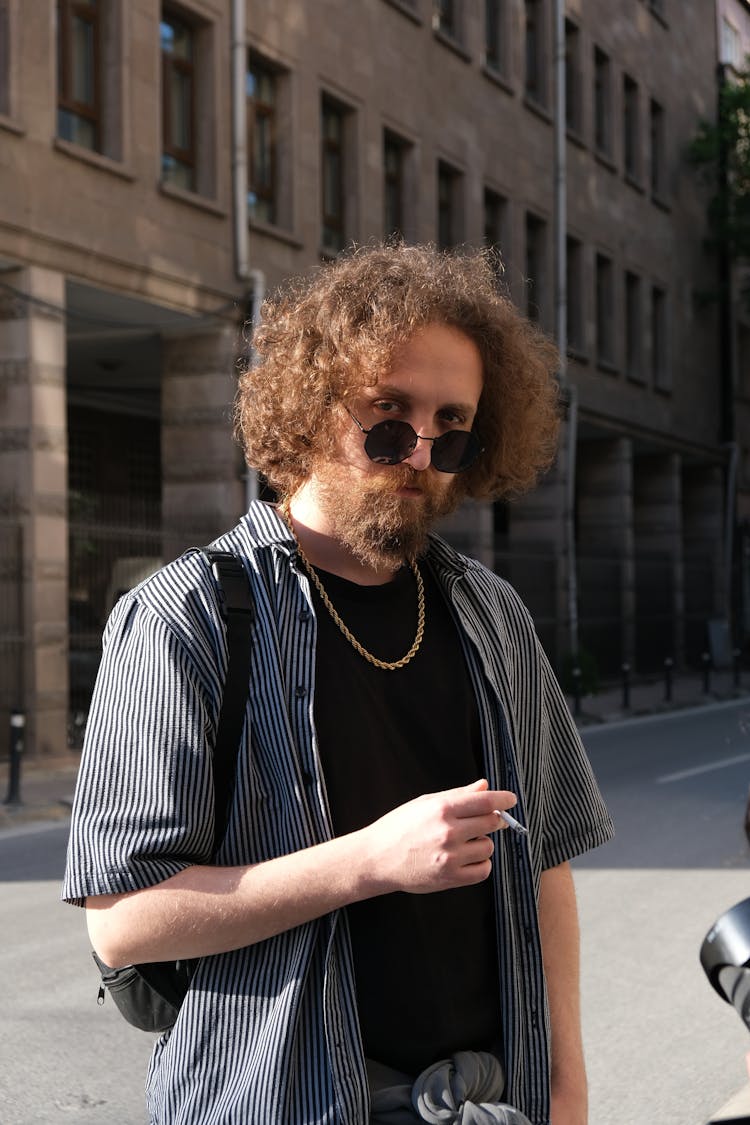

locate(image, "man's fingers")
(450, 784), (518, 820)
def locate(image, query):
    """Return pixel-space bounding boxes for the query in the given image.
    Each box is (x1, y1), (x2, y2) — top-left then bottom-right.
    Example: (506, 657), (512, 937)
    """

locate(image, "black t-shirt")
(311, 559), (501, 1075)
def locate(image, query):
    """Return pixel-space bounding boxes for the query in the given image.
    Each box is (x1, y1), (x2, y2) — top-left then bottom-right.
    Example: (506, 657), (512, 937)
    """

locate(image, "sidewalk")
(567, 664), (750, 729)
(0, 751), (80, 829)
(2, 665), (750, 830)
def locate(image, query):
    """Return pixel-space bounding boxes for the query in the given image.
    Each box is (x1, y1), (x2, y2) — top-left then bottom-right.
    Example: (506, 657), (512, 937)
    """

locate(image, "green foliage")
(689, 67), (750, 271)
(561, 648), (599, 697)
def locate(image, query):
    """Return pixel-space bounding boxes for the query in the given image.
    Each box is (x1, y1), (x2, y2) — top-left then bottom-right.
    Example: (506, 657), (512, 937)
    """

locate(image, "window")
(595, 253), (615, 366)
(525, 213), (546, 323)
(721, 17), (742, 69)
(0, 0), (11, 117)
(484, 188), (507, 256)
(565, 19), (582, 134)
(321, 97), (348, 253)
(433, 0), (458, 39)
(161, 10), (195, 190)
(593, 47), (612, 157)
(623, 74), (640, 182)
(384, 131), (410, 241)
(625, 271), (642, 380)
(650, 98), (665, 199)
(651, 285), (669, 389)
(437, 161), (462, 250)
(57, 0), (100, 151)
(566, 236), (584, 353)
(525, 0), (546, 106)
(247, 56), (277, 225)
(484, 0), (504, 73)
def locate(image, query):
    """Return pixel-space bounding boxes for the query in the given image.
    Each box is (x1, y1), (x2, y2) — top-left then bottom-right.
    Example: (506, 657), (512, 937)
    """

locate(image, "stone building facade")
(0, 0), (736, 755)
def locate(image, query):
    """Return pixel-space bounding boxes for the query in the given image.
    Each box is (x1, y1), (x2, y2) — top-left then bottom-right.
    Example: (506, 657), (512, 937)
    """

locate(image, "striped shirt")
(63, 500), (613, 1125)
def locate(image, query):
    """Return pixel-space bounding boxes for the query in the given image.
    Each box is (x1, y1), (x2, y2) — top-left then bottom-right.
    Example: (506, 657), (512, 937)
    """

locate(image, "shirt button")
(298, 608), (311, 622)
(524, 925), (533, 944)
(530, 1008), (539, 1029)
(295, 685), (307, 699)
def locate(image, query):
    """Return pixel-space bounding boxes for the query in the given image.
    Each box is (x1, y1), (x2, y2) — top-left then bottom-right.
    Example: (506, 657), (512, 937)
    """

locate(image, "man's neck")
(282, 487), (400, 586)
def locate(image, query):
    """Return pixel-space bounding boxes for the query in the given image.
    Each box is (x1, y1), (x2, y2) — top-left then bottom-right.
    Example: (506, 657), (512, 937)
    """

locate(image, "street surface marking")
(655, 752), (750, 784)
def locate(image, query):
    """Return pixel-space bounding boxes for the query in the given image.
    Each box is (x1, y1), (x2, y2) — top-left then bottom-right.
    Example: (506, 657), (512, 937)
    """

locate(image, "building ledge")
(54, 138), (135, 181)
(0, 113), (24, 137)
(158, 181), (228, 218)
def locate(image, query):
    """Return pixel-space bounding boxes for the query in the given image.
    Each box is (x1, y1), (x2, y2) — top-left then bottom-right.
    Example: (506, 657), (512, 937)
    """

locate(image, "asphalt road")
(2, 700), (750, 1124)
(576, 699), (750, 1125)
(0, 821), (151, 1125)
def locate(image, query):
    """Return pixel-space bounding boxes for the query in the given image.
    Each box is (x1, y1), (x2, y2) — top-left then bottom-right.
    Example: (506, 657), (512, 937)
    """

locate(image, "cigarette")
(495, 809), (528, 836)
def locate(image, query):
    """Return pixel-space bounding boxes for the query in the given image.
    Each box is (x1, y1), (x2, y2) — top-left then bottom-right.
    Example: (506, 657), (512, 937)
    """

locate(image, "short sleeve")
(62, 592), (220, 907)
(536, 640), (614, 869)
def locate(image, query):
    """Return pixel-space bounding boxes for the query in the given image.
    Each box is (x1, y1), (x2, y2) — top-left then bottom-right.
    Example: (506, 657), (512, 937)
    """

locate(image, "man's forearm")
(86, 780), (515, 967)
(538, 861), (587, 1125)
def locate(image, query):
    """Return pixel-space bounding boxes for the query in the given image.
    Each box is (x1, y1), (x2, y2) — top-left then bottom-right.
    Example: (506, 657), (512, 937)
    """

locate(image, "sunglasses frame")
(345, 407), (483, 474)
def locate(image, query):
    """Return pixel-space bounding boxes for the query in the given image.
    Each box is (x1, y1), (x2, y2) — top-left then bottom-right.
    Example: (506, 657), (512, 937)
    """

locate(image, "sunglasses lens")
(431, 430), (482, 473)
(363, 420), (416, 464)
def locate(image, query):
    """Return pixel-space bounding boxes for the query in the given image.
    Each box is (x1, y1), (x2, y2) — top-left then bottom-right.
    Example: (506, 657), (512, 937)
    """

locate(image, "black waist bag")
(92, 548), (254, 1033)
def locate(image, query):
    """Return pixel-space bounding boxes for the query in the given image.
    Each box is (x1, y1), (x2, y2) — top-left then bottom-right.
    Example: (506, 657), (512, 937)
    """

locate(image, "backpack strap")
(200, 548), (255, 856)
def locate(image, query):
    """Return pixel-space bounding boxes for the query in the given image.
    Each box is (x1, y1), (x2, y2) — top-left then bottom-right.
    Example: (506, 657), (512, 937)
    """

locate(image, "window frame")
(564, 18), (582, 137)
(623, 72), (641, 184)
(524, 0), (547, 109)
(321, 95), (348, 254)
(247, 54), (278, 226)
(649, 97), (665, 200)
(0, 0), (14, 119)
(593, 45), (612, 159)
(625, 270), (643, 381)
(525, 211), (547, 324)
(437, 160), (463, 250)
(566, 235), (585, 356)
(383, 129), (410, 241)
(595, 252), (616, 369)
(433, 0), (458, 40)
(57, 0), (102, 152)
(484, 0), (505, 74)
(651, 284), (670, 390)
(160, 7), (197, 191)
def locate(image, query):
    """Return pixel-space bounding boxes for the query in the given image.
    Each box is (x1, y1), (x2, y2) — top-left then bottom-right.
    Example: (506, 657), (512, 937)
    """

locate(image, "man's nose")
(403, 433), (433, 471)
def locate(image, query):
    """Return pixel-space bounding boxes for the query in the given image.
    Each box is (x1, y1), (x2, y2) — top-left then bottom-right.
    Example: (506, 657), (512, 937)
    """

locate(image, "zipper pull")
(97, 985), (106, 1007)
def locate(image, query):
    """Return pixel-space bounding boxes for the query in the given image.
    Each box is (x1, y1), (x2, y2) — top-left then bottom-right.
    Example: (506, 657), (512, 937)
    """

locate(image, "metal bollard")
(4, 709), (25, 806)
(702, 651), (712, 695)
(571, 665), (582, 716)
(664, 657), (674, 702)
(621, 663), (631, 710)
(733, 648), (742, 690)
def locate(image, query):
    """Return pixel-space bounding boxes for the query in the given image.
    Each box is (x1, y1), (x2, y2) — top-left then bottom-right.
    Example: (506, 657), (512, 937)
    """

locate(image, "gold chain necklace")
(280, 504), (425, 671)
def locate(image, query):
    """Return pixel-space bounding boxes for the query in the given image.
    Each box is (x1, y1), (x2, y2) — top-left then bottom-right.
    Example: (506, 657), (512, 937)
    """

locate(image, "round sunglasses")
(346, 407), (483, 474)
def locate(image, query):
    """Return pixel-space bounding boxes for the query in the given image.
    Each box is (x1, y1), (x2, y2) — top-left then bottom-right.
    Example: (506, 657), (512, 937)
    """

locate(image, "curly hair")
(235, 243), (561, 502)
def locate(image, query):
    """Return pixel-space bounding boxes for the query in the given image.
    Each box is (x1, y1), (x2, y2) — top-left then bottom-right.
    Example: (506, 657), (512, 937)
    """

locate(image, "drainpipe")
(231, 0), (265, 509)
(716, 62), (738, 634)
(725, 442), (739, 623)
(554, 0), (578, 657)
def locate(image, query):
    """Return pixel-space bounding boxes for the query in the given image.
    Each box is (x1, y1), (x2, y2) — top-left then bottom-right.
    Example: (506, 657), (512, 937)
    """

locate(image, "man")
(64, 244), (613, 1125)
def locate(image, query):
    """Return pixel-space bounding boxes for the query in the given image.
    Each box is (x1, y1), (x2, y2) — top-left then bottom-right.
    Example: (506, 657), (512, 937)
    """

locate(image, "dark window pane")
(71, 16), (95, 105)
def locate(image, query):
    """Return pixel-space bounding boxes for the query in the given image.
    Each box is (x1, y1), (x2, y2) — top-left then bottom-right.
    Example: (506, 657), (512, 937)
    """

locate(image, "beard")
(313, 461), (463, 571)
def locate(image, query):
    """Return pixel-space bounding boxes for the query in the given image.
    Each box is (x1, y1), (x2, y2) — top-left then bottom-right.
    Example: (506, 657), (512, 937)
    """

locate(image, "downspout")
(231, 0), (265, 508)
(725, 441), (739, 622)
(716, 62), (737, 631)
(554, 0), (578, 657)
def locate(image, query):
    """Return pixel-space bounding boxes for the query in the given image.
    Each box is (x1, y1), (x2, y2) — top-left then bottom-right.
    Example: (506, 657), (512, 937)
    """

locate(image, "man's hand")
(359, 778), (518, 895)
(86, 779), (517, 966)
